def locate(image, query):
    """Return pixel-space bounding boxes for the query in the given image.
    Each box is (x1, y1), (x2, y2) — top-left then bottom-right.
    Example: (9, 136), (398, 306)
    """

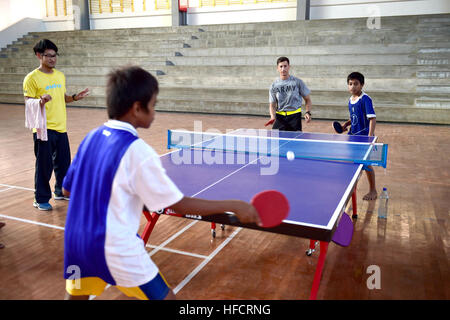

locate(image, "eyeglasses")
(42, 53), (59, 58)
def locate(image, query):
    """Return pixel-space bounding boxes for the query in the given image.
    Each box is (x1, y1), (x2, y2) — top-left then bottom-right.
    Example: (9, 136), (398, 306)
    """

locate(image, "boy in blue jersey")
(62, 66), (260, 300)
(341, 72), (377, 201)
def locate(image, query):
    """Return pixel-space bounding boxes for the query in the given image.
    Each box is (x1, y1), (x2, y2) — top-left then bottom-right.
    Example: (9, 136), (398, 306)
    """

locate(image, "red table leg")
(141, 210), (160, 245)
(351, 189), (358, 219)
(306, 239), (318, 256)
(309, 241), (329, 300)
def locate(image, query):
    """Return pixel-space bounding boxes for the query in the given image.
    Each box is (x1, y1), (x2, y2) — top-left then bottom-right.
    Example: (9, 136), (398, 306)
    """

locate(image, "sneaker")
(53, 192), (70, 201)
(33, 200), (53, 211)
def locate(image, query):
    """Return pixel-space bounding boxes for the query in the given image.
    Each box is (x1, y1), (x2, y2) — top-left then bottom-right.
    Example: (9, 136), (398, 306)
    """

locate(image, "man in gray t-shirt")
(266, 57), (312, 131)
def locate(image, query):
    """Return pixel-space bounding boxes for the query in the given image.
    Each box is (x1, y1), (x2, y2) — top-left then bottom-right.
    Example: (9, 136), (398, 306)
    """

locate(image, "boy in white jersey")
(62, 66), (260, 300)
(341, 72), (377, 201)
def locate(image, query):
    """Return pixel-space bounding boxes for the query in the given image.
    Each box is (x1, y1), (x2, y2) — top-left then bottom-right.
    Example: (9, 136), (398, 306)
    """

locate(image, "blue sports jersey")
(348, 93), (376, 136)
(63, 124), (138, 285)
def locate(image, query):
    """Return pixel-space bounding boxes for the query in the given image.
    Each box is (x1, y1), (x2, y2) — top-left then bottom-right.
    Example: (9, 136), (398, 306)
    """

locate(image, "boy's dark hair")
(106, 66), (159, 119)
(33, 39), (58, 55)
(277, 56), (290, 65)
(347, 72), (365, 85)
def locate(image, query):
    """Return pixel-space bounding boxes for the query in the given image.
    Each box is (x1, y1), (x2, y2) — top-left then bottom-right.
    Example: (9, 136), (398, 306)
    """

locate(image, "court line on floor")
(0, 214), (65, 230)
(146, 244), (209, 259)
(173, 227), (242, 294)
(0, 183), (35, 192)
(148, 220), (199, 257)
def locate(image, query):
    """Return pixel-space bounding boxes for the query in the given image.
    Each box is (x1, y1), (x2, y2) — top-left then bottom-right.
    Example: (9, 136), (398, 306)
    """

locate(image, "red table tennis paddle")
(252, 190), (290, 227)
(229, 190), (289, 228)
(333, 121), (345, 134)
(264, 119), (275, 127)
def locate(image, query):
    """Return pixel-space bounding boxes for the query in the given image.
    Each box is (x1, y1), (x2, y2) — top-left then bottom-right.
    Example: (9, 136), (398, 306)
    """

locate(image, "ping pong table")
(140, 128), (387, 299)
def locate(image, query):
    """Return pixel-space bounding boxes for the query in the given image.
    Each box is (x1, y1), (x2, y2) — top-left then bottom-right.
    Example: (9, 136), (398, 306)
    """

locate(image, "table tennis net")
(168, 130), (388, 168)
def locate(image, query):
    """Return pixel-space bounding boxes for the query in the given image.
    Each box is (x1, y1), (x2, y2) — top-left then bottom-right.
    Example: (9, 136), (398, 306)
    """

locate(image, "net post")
(381, 144), (388, 168)
(167, 129), (172, 149)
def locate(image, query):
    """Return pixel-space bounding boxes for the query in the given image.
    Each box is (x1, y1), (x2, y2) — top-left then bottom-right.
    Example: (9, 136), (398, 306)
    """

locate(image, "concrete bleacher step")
(0, 56), (169, 67)
(415, 97), (450, 109)
(27, 25), (203, 39)
(2, 50), (176, 60)
(157, 76), (418, 91)
(2, 44), (185, 59)
(158, 86), (417, 104)
(152, 97), (441, 123)
(175, 44), (416, 57)
(167, 54), (416, 66)
(156, 64), (417, 78)
(4, 39), (189, 54)
(417, 70), (450, 79)
(0, 65), (164, 76)
(18, 32), (198, 43)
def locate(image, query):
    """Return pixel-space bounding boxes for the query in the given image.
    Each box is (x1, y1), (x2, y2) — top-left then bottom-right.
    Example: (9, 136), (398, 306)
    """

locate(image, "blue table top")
(160, 129), (372, 241)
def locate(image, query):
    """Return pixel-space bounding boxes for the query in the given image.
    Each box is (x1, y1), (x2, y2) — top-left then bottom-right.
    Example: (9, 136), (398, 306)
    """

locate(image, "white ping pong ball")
(286, 151), (295, 161)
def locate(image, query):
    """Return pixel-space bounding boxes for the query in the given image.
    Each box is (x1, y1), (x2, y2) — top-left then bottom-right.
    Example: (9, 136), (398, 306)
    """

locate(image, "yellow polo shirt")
(23, 68), (67, 133)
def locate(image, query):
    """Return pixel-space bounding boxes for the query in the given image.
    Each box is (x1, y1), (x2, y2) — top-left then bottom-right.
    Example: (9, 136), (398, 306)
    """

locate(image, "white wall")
(309, 0), (450, 20)
(0, 0), (46, 49)
(187, 2), (297, 26)
(0, 0), (46, 31)
(186, 0), (450, 25)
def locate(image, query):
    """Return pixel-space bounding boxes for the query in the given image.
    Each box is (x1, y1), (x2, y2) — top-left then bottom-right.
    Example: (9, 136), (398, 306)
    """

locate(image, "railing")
(45, 0), (294, 17)
(46, 0), (70, 17)
(198, 0), (292, 7)
(89, 0), (171, 13)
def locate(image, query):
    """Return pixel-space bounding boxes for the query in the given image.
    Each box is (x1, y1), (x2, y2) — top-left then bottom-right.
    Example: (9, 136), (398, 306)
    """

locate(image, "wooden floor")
(0, 103), (448, 300)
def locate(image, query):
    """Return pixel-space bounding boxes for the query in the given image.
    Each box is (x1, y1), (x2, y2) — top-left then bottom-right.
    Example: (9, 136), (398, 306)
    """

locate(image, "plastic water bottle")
(378, 187), (389, 219)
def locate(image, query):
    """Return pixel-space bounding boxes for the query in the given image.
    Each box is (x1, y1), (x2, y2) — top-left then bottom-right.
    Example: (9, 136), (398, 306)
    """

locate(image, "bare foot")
(363, 190), (378, 201)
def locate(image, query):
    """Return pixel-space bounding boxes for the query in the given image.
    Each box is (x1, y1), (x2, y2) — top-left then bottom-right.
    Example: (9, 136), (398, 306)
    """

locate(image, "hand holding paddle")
(333, 121), (347, 134)
(265, 119), (275, 127)
(229, 190), (290, 228)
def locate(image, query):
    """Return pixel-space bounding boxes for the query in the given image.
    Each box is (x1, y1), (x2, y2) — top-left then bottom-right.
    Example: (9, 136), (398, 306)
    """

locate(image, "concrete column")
(171, 0), (180, 26)
(296, 0), (310, 20)
(72, 0), (90, 30)
(172, 0), (188, 26)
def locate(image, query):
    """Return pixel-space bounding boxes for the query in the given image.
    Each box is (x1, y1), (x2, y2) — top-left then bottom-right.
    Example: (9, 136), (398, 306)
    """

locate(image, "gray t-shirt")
(269, 76), (310, 112)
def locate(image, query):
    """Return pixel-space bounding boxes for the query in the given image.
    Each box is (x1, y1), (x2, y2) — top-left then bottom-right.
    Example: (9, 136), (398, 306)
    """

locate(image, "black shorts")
(272, 112), (302, 131)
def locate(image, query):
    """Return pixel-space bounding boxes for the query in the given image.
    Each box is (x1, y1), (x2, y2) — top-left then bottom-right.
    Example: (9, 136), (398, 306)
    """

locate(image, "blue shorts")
(362, 165), (373, 172)
(66, 272), (170, 300)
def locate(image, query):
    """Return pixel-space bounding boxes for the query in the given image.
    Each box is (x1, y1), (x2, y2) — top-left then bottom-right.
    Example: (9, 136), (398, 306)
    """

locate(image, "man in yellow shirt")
(23, 39), (89, 211)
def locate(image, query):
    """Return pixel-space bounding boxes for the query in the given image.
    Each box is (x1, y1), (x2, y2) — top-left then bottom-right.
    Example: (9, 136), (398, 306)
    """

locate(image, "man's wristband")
(72, 94), (77, 101)
(305, 111), (311, 116)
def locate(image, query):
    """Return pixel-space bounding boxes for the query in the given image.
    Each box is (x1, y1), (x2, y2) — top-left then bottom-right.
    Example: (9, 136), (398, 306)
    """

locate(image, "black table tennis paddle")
(333, 121), (345, 134)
